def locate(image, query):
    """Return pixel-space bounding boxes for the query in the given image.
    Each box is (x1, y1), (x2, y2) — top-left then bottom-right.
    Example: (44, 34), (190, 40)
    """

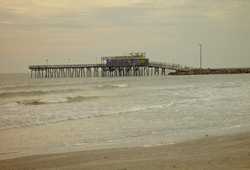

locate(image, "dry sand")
(0, 133), (250, 170)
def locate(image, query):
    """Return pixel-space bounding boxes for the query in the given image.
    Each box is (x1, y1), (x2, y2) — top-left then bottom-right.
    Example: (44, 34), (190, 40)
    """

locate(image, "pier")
(29, 53), (191, 79)
(29, 52), (250, 78)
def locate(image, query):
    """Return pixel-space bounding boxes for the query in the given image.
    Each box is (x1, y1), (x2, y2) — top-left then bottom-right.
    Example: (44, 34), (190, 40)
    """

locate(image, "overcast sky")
(0, 0), (249, 73)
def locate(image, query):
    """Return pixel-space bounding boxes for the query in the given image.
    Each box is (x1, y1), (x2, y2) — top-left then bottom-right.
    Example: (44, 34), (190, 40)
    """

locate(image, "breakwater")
(169, 68), (250, 75)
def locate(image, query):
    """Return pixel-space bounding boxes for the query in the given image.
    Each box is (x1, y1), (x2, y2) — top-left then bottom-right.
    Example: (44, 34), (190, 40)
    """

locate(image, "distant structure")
(101, 52), (149, 67)
(29, 52), (191, 79)
(199, 43), (202, 69)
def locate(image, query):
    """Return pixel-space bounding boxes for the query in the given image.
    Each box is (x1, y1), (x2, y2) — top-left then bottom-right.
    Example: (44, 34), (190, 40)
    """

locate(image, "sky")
(0, 0), (249, 73)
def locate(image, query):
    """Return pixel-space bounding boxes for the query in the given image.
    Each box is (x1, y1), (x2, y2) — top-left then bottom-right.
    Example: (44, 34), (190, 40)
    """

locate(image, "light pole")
(199, 43), (202, 69)
(45, 58), (48, 65)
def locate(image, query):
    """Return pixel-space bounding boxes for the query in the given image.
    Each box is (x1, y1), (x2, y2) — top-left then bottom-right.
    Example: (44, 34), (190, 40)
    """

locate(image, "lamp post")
(199, 43), (202, 69)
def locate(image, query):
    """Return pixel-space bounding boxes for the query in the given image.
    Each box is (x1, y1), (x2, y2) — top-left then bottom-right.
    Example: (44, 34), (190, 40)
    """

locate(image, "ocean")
(0, 73), (250, 160)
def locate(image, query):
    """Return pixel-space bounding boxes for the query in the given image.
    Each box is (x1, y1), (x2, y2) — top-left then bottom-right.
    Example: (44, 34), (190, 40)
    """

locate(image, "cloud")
(0, 0), (144, 17)
(0, 0), (249, 30)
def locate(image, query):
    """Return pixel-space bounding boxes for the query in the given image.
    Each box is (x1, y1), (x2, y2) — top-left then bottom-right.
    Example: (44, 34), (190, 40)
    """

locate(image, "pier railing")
(29, 64), (105, 69)
(149, 62), (193, 71)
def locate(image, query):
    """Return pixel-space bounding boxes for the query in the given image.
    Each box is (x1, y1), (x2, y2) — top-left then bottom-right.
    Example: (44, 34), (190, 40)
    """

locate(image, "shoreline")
(1, 132), (250, 170)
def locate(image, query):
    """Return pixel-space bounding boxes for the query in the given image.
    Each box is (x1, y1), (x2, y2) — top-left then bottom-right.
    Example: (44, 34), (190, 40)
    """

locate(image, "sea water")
(0, 74), (250, 159)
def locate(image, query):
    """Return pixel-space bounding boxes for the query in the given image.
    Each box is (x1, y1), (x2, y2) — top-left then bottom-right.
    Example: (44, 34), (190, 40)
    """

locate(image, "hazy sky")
(0, 0), (249, 73)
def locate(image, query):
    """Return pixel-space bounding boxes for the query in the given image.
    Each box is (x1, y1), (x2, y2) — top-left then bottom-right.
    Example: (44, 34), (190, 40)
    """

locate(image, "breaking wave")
(213, 83), (240, 89)
(96, 83), (128, 89)
(1, 103), (172, 130)
(16, 95), (102, 106)
(16, 99), (47, 105)
(0, 88), (82, 98)
(66, 96), (100, 103)
(0, 84), (128, 99)
(0, 81), (88, 91)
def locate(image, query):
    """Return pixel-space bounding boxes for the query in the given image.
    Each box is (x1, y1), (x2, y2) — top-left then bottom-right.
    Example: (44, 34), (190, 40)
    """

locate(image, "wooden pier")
(29, 53), (191, 79)
(28, 63), (176, 78)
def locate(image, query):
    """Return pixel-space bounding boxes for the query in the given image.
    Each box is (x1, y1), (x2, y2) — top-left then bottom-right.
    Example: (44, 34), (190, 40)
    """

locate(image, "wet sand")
(0, 132), (250, 170)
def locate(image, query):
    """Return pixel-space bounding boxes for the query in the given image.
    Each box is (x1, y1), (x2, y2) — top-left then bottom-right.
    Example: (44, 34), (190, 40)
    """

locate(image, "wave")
(96, 83), (128, 89)
(1, 102), (174, 130)
(213, 83), (240, 89)
(66, 96), (100, 103)
(0, 88), (82, 98)
(117, 103), (173, 115)
(16, 95), (102, 106)
(91, 103), (174, 119)
(16, 99), (47, 105)
(161, 85), (197, 91)
(0, 81), (88, 91)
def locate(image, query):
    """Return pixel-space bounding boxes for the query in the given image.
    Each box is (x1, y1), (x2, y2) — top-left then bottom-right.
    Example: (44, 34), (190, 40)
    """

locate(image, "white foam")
(112, 84), (128, 88)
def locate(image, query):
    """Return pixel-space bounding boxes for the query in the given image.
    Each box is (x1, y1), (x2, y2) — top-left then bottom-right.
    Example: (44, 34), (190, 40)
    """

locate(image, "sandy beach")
(0, 132), (249, 170)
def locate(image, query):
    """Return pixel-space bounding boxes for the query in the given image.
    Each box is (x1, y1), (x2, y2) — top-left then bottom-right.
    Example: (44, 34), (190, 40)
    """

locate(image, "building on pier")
(101, 52), (149, 67)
